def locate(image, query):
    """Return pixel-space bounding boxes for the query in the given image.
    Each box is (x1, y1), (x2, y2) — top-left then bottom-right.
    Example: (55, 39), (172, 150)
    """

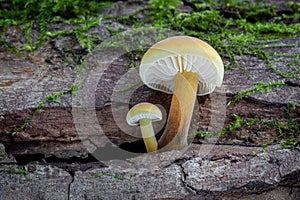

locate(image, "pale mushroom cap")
(139, 36), (224, 95)
(126, 102), (162, 126)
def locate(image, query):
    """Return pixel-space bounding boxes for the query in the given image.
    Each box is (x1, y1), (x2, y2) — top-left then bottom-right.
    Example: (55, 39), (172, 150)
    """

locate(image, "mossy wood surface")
(0, 0), (299, 199)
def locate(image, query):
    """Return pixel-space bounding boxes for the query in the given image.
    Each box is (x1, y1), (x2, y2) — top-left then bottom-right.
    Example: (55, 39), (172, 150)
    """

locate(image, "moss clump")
(0, 168), (29, 180)
(227, 80), (286, 106)
(174, 10), (226, 32)
(47, 17), (103, 53)
(0, 0), (112, 52)
(0, 0), (108, 25)
(149, 0), (182, 26)
(220, 103), (299, 149)
(107, 0), (298, 80)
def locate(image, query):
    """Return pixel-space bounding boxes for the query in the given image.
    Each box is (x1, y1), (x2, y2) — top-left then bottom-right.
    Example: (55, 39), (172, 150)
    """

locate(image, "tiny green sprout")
(196, 131), (208, 137)
(23, 45), (35, 52)
(221, 114), (244, 136)
(230, 114), (243, 131)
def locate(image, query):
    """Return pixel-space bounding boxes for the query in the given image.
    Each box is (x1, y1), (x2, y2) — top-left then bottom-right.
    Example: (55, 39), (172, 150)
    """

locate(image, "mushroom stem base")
(158, 71), (198, 151)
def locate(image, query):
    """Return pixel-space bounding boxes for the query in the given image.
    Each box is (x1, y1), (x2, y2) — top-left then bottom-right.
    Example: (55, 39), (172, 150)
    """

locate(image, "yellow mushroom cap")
(139, 36), (224, 95)
(126, 102), (162, 126)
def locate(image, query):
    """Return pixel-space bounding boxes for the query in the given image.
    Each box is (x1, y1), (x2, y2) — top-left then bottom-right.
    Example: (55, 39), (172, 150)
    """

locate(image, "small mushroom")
(126, 102), (162, 152)
(139, 36), (224, 150)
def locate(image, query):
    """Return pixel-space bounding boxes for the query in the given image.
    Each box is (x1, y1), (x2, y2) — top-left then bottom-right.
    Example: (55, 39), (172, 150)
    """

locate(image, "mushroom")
(139, 36), (224, 150)
(126, 102), (162, 152)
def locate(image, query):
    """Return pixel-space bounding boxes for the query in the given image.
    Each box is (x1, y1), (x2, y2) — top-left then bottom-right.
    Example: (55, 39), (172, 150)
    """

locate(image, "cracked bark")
(176, 158), (199, 195)
(67, 171), (75, 200)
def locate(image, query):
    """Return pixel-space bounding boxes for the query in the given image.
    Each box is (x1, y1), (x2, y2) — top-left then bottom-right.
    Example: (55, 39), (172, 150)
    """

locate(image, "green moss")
(265, 55), (300, 79)
(149, 0), (182, 26)
(194, 131), (209, 138)
(2, 0), (299, 67)
(195, 102), (299, 149)
(11, 83), (83, 136)
(0, 168), (29, 180)
(143, 0), (300, 76)
(221, 103), (299, 149)
(245, 22), (300, 37)
(0, 38), (22, 56)
(0, 0), (111, 53)
(220, 114), (256, 136)
(175, 10), (226, 32)
(227, 80), (286, 106)
(47, 16), (102, 53)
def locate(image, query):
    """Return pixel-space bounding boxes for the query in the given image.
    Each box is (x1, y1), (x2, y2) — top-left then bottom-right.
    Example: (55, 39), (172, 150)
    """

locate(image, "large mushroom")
(139, 36), (224, 150)
(126, 102), (162, 152)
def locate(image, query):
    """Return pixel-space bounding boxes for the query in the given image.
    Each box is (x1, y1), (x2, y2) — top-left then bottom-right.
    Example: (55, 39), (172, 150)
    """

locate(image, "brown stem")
(158, 71), (199, 150)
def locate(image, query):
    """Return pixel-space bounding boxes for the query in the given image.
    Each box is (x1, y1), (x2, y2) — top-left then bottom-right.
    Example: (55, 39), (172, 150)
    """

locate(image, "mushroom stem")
(158, 71), (199, 150)
(139, 118), (158, 152)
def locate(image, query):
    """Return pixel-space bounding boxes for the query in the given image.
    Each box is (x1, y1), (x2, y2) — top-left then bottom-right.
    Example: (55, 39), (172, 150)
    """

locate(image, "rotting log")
(0, 2), (300, 199)
(2, 42), (299, 149)
(1, 40), (299, 198)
